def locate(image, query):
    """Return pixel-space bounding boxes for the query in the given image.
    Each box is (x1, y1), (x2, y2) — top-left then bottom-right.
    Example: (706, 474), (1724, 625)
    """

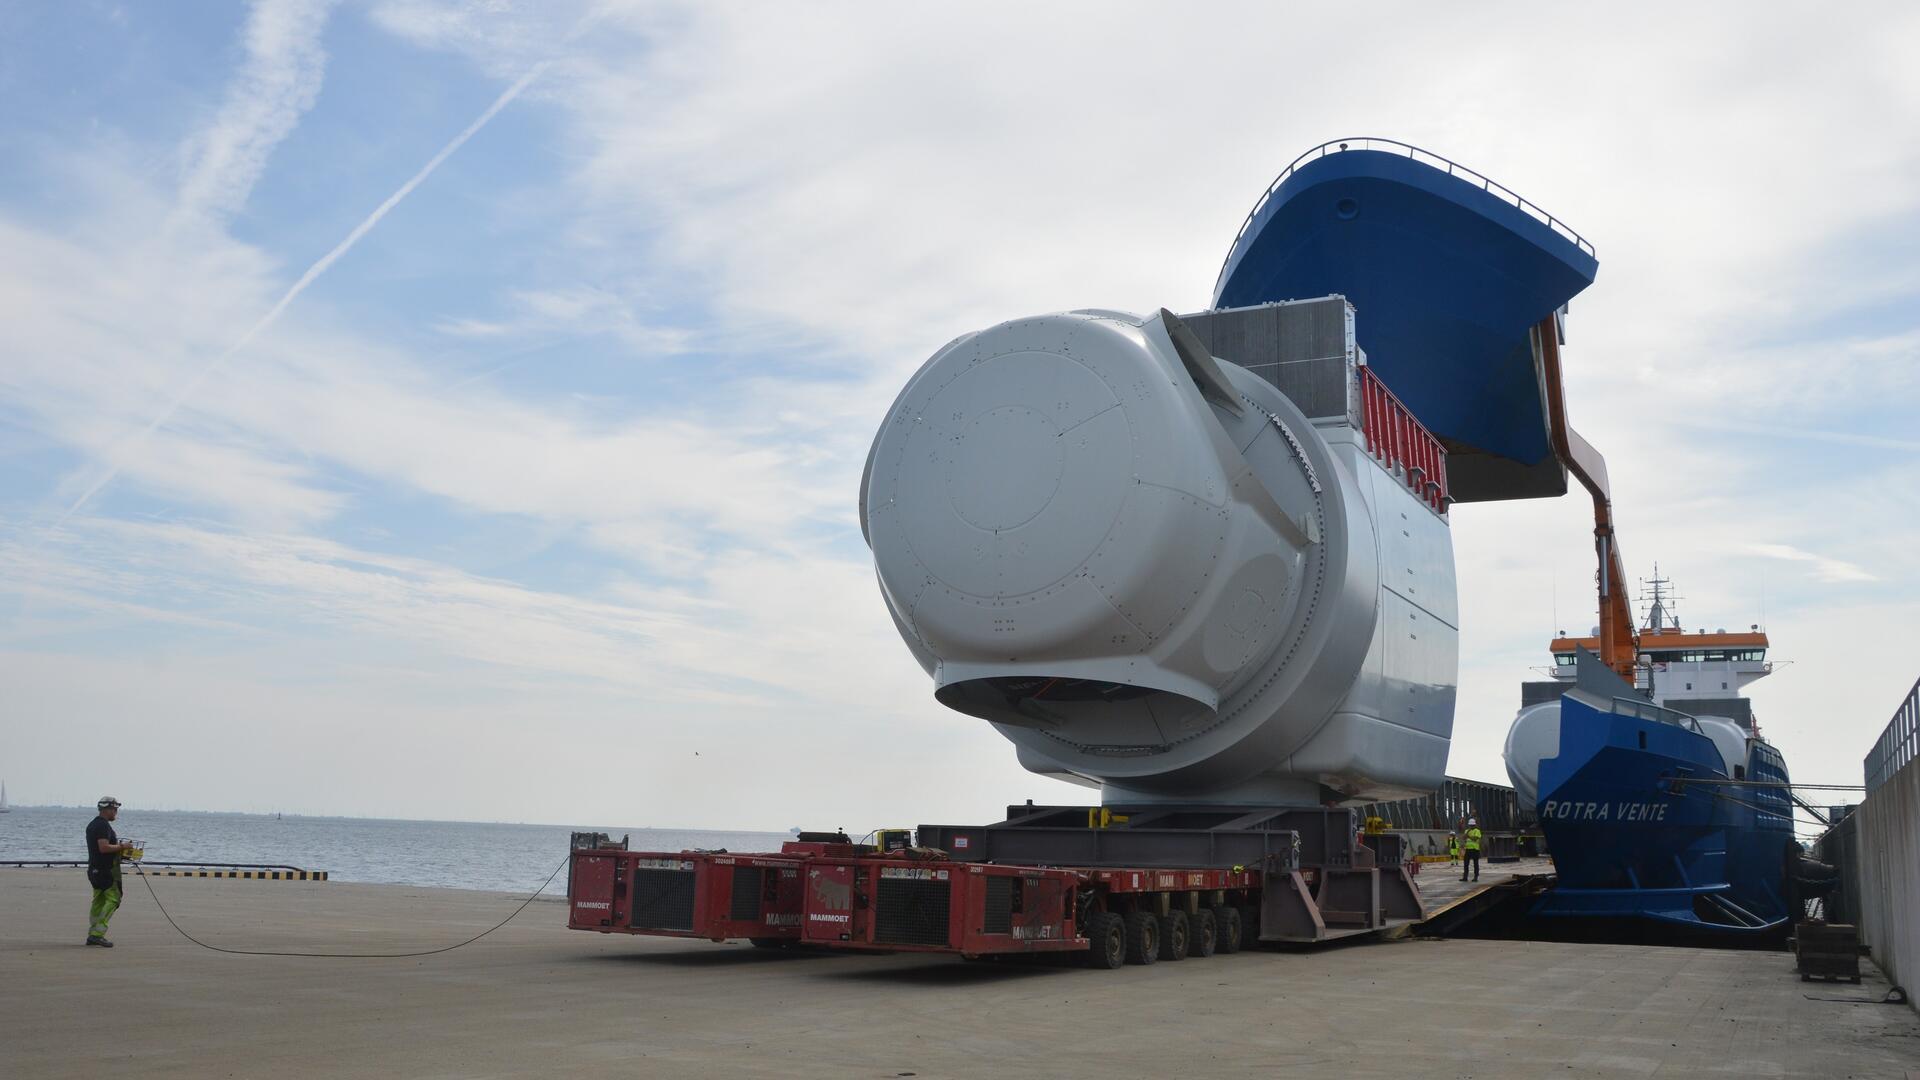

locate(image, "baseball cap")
(97, 796), (122, 809)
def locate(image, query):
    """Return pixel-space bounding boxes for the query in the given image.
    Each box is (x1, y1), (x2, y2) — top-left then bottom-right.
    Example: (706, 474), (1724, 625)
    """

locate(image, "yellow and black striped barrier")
(1, 861), (329, 881)
(138, 868), (329, 881)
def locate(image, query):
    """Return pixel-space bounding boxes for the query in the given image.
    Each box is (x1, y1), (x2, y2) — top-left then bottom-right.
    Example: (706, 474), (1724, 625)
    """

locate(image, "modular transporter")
(571, 139), (1660, 964)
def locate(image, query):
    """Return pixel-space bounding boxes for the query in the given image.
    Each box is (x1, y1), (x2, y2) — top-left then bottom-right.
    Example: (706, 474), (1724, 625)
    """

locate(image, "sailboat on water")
(0, 780), (11, 813)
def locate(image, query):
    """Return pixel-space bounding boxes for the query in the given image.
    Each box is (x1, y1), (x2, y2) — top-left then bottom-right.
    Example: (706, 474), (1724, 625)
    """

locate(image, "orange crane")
(1535, 314), (1640, 680)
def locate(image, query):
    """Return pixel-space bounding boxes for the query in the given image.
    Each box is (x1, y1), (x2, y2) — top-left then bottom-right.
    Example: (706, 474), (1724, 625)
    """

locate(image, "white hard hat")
(1467, 817), (1477, 826)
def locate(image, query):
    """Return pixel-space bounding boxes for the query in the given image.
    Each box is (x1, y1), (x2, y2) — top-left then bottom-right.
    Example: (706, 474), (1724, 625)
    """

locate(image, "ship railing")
(1863, 674), (1919, 795)
(1214, 137), (1597, 301)
(1358, 365), (1449, 513)
(1611, 696), (1702, 733)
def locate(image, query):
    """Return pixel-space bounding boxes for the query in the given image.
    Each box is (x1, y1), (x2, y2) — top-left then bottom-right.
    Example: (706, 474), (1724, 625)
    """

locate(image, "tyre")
(1157, 910), (1190, 961)
(1082, 912), (1126, 970)
(1212, 906), (1242, 954)
(748, 937), (787, 949)
(1237, 904), (1260, 950)
(1123, 911), (1159, 965)
(1188, 909), (1217, 958)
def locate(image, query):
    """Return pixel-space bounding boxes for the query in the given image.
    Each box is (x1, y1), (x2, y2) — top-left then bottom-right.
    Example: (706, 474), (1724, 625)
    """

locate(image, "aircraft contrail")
(59, 62), (550, 524)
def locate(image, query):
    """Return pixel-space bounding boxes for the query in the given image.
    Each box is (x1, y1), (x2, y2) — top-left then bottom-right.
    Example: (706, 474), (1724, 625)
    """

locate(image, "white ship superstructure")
(1545, 570), (1770, 732)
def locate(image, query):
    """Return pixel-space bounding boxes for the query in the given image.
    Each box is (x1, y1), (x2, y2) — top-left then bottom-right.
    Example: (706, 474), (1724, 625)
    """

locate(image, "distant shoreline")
(0, 804), (792, 835)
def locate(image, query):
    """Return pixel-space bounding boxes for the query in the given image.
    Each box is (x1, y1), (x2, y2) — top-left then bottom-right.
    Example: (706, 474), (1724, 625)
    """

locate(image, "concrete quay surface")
(3, 869), (1915, 1079)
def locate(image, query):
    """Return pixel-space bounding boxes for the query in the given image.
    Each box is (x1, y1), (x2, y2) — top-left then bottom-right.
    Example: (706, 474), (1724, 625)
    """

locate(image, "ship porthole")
(1334, 197), (1360, 220)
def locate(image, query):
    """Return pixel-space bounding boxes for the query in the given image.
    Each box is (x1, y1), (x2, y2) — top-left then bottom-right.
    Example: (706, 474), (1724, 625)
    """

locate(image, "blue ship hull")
(1532, 694), (1796, 936)
(1213, 141), (1598, 502)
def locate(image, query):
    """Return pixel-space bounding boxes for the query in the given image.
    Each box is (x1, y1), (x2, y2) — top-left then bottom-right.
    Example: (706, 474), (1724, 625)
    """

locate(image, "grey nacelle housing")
(861, 308), (1456, 804)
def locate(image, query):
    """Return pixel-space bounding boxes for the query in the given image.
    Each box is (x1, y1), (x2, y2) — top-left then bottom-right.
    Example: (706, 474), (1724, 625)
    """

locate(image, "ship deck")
(4, 868), (1915, 1078)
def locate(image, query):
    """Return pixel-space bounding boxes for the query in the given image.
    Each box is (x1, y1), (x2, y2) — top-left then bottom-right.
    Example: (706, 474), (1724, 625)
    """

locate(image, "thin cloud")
(172, 0), (337, 224)
(1683, 419), (1920, 454)
(1746, 543), (1878, 584)
(61, 61), (550, 525)
(4, 516), (916, 710)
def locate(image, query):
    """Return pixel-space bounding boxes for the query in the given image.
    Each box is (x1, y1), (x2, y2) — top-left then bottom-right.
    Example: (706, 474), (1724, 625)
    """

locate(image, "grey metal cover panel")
(1680, 697), (1754, 730)
(1573, 648), (1640, 700)
(1445, 447), (1568, 505)
(1177, 298), (1360, 424)
(1521, 680), (1571, 707)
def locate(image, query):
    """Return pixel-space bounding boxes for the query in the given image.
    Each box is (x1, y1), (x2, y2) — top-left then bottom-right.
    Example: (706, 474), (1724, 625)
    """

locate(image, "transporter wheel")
(1122, 911), (1159, 965)
(1212, 906), (1242, 954)
(747, 937), (788, 950)
(1157, 910), (1190, 961)
(1082, 912), (1126, 970)
(1237, 905), (1261, 950)
(1188, 909), (1217, 958)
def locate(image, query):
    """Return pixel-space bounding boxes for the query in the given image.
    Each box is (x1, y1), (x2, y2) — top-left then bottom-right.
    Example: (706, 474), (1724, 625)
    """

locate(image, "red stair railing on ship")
(1359, 366), (1449, 513)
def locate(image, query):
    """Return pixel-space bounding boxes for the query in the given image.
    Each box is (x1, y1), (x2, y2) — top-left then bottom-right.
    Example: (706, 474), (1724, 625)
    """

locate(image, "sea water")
(0, 805), (791, 895)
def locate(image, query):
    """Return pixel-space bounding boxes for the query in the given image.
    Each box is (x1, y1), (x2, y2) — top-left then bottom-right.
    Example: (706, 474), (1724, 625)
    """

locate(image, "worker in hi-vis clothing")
(85, 796), (134, 947)
(1447, 833), (1459, 864)
(1461, 818), (1483, 882)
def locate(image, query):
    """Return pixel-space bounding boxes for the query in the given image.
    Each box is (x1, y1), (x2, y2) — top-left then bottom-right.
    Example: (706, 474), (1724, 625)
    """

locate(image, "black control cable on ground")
(1802, 985), (1909, 1006)
(128, 855), (570, 958)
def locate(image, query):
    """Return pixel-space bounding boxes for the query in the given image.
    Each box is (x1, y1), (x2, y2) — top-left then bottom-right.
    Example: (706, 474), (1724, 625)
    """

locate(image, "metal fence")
(1356, 776), (1534, 833)
(1812, 808), (1860, 926)
(1864, 675), (1920, 795)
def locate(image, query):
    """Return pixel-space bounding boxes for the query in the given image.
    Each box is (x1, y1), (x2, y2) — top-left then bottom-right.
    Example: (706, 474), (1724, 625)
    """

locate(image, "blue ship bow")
(1215, 140), (1599, 503)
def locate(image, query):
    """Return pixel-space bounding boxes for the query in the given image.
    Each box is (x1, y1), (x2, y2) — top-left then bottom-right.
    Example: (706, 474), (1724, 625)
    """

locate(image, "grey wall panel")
(1179, 299), (1360, 425)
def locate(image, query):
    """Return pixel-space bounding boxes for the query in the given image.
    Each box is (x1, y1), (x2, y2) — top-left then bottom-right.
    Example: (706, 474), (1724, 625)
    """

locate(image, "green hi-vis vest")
(1465, 827), (1483, 851)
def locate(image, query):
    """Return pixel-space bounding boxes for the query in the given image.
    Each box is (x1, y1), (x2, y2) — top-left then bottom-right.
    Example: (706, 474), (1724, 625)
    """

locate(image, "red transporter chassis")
(567, 811), (1425, 966)
(800, 854), (1265, 967)
(568, 847), (812, 944)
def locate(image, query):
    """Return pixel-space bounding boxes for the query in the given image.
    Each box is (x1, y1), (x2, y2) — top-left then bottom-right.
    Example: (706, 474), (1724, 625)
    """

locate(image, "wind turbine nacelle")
(860, 306), (1458, 805)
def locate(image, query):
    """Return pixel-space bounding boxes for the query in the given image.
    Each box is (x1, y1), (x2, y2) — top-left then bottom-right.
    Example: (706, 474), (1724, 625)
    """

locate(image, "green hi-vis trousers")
(89, 865), (122, 939)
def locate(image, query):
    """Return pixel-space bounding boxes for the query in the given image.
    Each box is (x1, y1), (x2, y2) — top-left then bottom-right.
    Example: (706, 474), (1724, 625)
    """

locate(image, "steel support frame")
(918, 804), (1426, 943)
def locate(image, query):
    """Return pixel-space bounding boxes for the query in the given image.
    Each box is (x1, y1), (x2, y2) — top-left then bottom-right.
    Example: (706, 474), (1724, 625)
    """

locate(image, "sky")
(1, 2), (1916, 834)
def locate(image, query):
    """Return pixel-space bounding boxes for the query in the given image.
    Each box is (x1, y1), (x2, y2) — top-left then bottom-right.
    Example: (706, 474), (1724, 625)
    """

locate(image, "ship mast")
(1640, 565), (1681, 631)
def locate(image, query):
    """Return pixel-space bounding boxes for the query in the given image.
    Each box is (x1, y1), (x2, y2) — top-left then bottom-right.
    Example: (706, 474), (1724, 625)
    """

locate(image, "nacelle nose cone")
(864, 310), (1333, 769)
